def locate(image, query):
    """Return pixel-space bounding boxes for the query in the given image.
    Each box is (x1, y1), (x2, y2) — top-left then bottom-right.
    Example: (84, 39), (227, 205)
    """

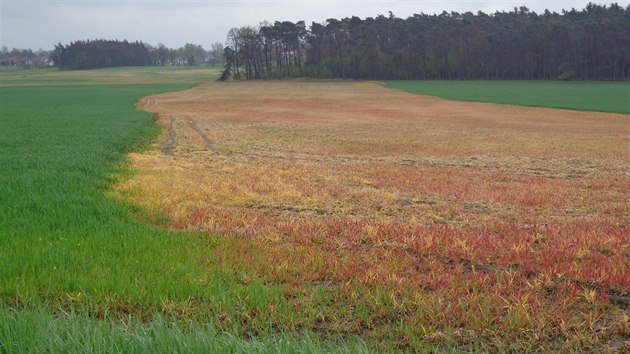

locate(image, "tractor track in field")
(187, 115), (214, 151)
(160, 115), (176, 154)
(159, 115), (215, 154)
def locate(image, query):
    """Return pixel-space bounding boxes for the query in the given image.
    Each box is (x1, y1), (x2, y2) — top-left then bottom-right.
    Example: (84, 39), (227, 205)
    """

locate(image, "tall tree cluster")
(222, 3), (630, 81)
(51, 40), (218, 70)
(52, 39), (151, 70)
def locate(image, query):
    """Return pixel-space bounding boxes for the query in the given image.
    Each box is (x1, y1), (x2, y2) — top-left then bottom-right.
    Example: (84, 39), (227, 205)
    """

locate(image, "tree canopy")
(223, 3), (630, 80)
(51, 40), (215, 70)
(52, 39), (151, 70)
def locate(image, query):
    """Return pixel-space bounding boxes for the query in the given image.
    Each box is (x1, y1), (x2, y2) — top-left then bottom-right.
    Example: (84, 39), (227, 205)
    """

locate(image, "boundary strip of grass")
(0, 305), (369, 354)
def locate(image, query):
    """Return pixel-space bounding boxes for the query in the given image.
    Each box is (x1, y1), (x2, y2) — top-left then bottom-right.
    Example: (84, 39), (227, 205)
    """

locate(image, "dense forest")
(52, 40), (151, 70)
(221, 3), (630, 81)
(50, 40), (223, 70)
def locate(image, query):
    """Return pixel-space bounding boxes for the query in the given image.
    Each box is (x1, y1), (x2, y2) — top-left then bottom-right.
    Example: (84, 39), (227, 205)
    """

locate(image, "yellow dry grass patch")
(120, 81), (629, 232)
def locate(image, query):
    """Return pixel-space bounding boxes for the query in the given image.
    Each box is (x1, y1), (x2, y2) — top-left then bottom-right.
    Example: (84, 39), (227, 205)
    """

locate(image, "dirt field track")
(117, 81), (629, 349)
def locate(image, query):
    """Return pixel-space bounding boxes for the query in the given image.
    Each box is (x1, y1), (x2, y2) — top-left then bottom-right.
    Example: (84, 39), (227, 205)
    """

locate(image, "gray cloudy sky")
(1, 0), (599, 50)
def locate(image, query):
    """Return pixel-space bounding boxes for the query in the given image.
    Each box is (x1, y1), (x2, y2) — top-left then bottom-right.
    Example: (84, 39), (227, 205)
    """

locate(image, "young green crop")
(0, 84), (211, 301)
(385, 80), (630, 114)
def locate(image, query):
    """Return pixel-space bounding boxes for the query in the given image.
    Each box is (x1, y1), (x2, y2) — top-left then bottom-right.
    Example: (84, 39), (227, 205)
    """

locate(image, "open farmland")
(112, 81), (630, 351)
(0, 66), (221, 87)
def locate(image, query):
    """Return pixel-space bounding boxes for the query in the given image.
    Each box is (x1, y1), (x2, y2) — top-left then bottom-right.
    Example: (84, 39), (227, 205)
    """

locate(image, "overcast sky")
(1, 0), (604, 50)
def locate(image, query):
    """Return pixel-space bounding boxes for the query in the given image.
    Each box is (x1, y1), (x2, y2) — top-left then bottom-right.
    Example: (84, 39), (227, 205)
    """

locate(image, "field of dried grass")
(117, 81), (629, 350)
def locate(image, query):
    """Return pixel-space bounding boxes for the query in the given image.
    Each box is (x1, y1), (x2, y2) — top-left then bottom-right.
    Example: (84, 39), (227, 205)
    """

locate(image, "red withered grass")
(116, 81), (629, 350)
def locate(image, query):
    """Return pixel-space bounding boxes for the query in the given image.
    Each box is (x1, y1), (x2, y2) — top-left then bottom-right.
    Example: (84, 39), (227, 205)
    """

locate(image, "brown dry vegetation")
(0, 67), (219, 86)
(117, 81), (629, 351)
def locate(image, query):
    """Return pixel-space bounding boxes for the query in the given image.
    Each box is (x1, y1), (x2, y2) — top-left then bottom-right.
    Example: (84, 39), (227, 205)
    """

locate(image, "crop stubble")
(120, 81), (629, 350)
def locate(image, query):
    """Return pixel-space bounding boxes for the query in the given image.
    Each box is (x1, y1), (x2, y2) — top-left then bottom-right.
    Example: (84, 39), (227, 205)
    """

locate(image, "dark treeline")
(221, 3), (630, 81)
(52, 40), (151, 70)
(51, 40), (224, 70)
